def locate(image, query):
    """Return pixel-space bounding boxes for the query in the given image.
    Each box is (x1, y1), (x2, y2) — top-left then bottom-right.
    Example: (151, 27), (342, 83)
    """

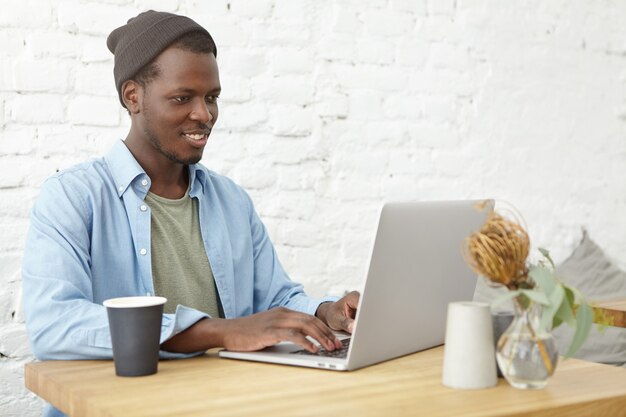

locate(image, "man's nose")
(189, 99), (212, 124)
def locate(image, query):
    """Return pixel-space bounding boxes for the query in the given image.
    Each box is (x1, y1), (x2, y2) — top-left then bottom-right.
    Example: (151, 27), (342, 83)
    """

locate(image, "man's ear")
(121, 80), (142, 114)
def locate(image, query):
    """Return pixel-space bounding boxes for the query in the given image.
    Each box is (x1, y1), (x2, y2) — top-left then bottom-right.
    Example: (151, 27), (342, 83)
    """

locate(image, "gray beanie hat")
(107, 10), (216, 108)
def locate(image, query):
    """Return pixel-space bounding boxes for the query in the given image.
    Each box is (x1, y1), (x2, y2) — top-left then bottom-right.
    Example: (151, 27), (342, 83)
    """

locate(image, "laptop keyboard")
(292, 338), (351, 359)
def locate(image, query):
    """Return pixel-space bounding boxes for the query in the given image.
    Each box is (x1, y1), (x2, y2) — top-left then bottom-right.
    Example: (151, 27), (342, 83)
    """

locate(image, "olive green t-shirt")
(145, 190), (223, 318)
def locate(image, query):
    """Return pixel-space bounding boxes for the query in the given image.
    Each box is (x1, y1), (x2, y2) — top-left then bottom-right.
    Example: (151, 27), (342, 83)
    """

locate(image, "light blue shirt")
(23, 139), (336, 363)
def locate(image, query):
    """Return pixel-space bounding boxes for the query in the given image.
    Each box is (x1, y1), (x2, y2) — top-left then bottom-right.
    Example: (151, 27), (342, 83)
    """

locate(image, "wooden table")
(25, 346), (626, 417)
(593, 297), (626, 328)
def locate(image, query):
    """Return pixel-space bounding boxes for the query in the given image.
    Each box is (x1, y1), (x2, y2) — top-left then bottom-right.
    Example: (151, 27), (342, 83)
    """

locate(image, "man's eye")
(205, 96), (219, 104)
(174, 96), (190, 103)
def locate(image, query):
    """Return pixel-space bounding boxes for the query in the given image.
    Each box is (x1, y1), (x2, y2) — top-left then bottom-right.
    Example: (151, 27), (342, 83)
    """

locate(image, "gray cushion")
(474, 230), (626, 367)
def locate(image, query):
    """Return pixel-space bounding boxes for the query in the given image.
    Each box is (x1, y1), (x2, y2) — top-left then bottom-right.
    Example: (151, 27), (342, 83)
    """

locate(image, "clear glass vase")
(496, 298), (559, 389)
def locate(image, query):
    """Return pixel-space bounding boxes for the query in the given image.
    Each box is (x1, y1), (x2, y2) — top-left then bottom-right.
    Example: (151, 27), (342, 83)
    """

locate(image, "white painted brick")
(218, 102), (268, 130)
(269, 48), (314, 75)
(219, 50), (267, 77)
(0, 325), (31, 359)
(36, 124), (91, 157)
(75, 64), (117, 97)
(230, 0), (274, 19)
(274, 0), (311, 25)
(133, 0), (179, 12)
(315, 93), (348, 118)
(0, 125), (36, 156)
(334, 63), (409, 91)
(428, 0), (456, 16)
(0, 30), (26, 56)
(270, 105), (314, 137)
(357, 38), (395, 65)
(0, 1), (53, 29)
(0, 60), (13, 92)
(409, 122), (460, 148)
(348, 91), (384, 120)
(232, 164), (277, 190)
(282, 246), (329, 277)
(10, 94), (65, 124)
(258, 76), (314, 106)
(0, 254), (20, 288)
(245, 135), (309, 165)
(68, 95), (119, 126)
(198, 18), (248, 47)
(317, 35), (356, 61)
(329, 5), (360, 34)
(259, 191), (317, 220)
(97, 0), (133, 4)
(383, 94), (422, 120)
(182, 0), (230, 15)
(81, 35), (113, 63)
(360, 9), (415, 37)
(0, 100), (4, 126)
(57, 1), (133, 36)
(396, 38), (430, 67)
(275, 219), (320, 248)
(0, 188), (37, 219)
(276, 162), (325, 191)
(419, 16), (463, 43)
(0, 219), (29, 252)
(428, 42), (470, 71)
(12, 59), (72, 93)
(391, 0), (427, 14)
(219, 74), (252, 103)
(247, 20), (313, 45)
(0, 160), (28, 190)
(410, 70), (475, 95)
(420, 95), (456, 123)
(26, 31), (79, 59)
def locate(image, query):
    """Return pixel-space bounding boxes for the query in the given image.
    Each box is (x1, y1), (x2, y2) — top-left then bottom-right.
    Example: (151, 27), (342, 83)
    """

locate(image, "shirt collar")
(105, 139), (206, 198)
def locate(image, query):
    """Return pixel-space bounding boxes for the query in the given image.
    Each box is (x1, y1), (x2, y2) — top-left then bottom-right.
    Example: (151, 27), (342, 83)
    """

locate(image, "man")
(23, 11), (359, 416)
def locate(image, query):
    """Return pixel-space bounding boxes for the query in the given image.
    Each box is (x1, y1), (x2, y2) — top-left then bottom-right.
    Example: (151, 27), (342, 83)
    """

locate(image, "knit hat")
(107, 10), (216, 108)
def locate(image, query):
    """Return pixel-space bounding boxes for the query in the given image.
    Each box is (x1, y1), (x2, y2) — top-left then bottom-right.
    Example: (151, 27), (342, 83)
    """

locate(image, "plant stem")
(515, 298), (553, 375)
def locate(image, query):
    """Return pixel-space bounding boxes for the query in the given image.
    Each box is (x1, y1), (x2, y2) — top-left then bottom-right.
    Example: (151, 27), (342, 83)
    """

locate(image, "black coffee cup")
(103, 296), (167, 377)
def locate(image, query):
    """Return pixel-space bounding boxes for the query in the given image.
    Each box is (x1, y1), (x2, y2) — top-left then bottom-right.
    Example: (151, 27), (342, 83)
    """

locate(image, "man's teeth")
(184, 133), (205, 140)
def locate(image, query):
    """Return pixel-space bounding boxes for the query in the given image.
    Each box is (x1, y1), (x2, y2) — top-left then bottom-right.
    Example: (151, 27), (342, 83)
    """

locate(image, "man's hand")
(161, 307), (345, 354)
(315, 291), (360, 334)
(220, 307), (342, 353)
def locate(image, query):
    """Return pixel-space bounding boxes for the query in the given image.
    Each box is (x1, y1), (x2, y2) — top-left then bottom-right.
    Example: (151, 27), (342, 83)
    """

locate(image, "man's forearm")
(160, 317), (227, 353)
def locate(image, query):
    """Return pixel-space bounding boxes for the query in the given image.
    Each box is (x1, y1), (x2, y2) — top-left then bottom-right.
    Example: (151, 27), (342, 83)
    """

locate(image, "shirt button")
(141, 179), (148, 187)
(140, 204), (148, 212)
(118, 186), (124, 193)
(139, 248), (147, 256)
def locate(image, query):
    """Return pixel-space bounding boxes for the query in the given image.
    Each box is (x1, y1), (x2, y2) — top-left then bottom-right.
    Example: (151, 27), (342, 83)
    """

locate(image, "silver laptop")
(219, 199), (494, 371)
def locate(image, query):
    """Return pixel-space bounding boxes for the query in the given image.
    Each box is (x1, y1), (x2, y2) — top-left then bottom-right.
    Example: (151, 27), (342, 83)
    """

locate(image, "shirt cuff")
(159, 304), (210, 359)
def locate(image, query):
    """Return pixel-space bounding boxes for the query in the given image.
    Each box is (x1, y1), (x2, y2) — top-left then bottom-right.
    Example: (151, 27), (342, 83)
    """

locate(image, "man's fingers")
(279, 311), (339, 351)
(281, 329), (318, 353)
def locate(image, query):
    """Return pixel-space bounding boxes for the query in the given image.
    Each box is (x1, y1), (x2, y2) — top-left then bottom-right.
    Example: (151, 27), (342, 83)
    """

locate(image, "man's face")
(136, 47), (221, 166)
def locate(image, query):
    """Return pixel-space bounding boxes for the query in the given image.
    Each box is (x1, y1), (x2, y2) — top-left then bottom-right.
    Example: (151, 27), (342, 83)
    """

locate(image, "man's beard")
(143, 126), (203, 165)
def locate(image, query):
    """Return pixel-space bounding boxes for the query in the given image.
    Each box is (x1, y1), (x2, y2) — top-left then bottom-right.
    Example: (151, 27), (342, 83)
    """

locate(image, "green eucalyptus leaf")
(554, 287), (576, 328)
(552, 315), (563, 328)
(492, 290), (522, 308)
(538, 285), (564, 333)
(529, 266), (557, 295)
(520, 289), (549, 305)
(564, 302), (593, 358)
(538, 247), (555, 269)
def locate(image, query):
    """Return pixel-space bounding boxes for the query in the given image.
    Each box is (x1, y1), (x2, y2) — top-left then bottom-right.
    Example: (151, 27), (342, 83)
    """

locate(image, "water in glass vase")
(496, 301), (559, 389)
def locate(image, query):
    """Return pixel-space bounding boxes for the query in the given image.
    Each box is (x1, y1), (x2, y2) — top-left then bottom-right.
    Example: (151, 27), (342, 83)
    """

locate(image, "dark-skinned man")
(22, 11), (359, 417)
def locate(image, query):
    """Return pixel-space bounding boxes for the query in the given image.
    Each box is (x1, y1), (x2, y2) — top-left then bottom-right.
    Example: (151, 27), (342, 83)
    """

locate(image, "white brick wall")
(2, 1), (626, 415)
